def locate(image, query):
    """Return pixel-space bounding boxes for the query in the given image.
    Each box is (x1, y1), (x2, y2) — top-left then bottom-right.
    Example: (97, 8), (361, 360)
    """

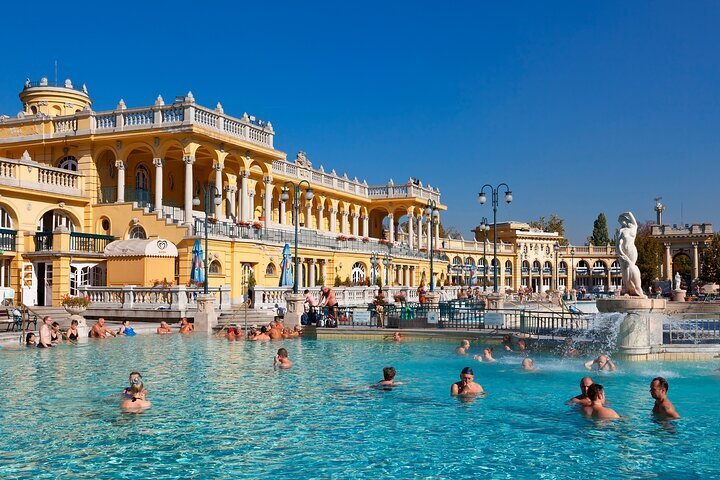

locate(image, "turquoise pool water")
(1, 334), (719, 479)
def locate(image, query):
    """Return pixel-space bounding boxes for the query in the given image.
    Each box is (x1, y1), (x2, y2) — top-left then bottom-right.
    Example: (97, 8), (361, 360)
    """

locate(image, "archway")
(672, 253), (692, 290)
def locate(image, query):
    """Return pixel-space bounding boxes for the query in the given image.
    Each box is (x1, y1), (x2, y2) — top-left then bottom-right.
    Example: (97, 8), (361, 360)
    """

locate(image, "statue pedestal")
(597, 297), (666, 359)
(284, 293), (305, 327)
(671, 289), (687, 302)
(425, 292), (440, 305)
(487, 292), (504, 310)
(194, 294), (218, 332)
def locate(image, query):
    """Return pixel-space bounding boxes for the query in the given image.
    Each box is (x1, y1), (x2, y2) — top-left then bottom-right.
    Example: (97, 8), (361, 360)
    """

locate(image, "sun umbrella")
(191, 237), (205, 285)
(279, 243), (293, 287)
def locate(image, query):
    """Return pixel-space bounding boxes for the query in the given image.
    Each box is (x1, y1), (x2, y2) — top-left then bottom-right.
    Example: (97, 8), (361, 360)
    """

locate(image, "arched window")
(39, 210), (75, 232)
(266, 263), (277, 276)
(209, 260), (222, 274)
(0, 206), (12, 229)
(351, 262), (366, 284)
(136, 165), (149, 190)
(505, 260), (513, 274)
(129, 225), (146, 239)
(58, 156), (78, 171)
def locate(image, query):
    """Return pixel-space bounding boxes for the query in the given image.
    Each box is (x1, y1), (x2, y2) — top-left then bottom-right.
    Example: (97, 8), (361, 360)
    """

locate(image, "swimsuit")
(68, 331), (78, 340)
(124, 327), (136, 337)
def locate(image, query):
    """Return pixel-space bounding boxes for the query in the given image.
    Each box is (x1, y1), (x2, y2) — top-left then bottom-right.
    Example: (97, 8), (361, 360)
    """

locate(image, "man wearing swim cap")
(451, 367), (484, 395)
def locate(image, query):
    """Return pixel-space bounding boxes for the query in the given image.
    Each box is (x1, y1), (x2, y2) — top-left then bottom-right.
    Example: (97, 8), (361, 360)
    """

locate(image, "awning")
(104, 238), (178, 258)
(70, 262), (102, 270)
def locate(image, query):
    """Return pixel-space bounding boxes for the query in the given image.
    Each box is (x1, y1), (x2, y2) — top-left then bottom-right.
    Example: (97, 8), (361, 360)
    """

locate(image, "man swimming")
(584, 354), (616, 371)
(473, 347), (496, 362)
(521, 358), (536, 371)
(581, 384), (620, 419)
(567, 377), (594, 406)
(90, 318), (117, 339)
(274, 348), (293, 369)
(650, 377), (680, 419)
(373, 366), (404, 389)
(120, 372), (151, 411)
(156, 321), (172, 334)
(456, 339), (471, 355)
(179, 317), (194, 334)
(451, 367), (484, 395)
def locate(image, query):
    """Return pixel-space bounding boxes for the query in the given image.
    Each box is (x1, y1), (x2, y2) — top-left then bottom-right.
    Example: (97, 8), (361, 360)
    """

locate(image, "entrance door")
(36, 262), (52, 306)
(21, 263), (37, 306)
(240, 263), (253, 303)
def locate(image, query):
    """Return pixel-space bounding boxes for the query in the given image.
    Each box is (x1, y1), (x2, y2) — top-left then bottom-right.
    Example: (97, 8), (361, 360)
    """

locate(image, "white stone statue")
(616, 211), (646, 298)
(674, 272), (682, 291)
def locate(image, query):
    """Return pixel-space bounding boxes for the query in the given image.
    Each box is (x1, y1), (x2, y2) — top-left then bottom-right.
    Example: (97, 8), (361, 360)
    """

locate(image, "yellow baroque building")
(0, 77), (622, 309)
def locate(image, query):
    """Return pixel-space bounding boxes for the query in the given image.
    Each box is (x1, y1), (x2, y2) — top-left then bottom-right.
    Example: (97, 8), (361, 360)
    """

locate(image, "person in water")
(252, 326), (271, 342)
(156, 321), (172, 334)
(118, 320), (136, 336)
(567, 377), (594, 406)
(456, 339), (471, 355)
(50, 322), (62, 344)
(120, 372), (151, 411)
(179, 318), (194, 334)
(650, 377), (680, 419)
(233, 327), (244, 339)
(373, 366), (404, 389)
(393, 331), (403, 342)
(26, 332), (36, 347)
(37, 315), (54, 348)
(581, 384), (620, 419)
(521, 358), (536, 371)
(474, 347), (495, 362)
(65, 319), (80, 341)
(584, 354), (616, 371)
(451, 367), (484, 395)
(90, 318), (117, 338)
(274, 348), (293, 369)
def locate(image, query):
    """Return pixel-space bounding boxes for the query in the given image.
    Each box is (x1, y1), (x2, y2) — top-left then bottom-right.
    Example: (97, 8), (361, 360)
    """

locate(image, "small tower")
(19, 76), (92, 116)
(654, 197), (664, 225)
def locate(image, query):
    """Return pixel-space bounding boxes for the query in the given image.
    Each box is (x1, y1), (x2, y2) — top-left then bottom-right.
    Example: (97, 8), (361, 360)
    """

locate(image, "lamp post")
(570, 247), (575, 291)
(425, 200), (440, 292)
(370, 252), (379, 287)
(280, 180), (314, 294)
(553, 242), (560, 291)
(479, 217), (489, 292)
(382, 252), (391, 286)
(192, 186), (222, 294)
(477, 183), (512, 293)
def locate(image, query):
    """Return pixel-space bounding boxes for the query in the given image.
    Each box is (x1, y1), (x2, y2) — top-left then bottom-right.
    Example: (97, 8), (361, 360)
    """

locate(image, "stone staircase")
(216, 308), (276, 330)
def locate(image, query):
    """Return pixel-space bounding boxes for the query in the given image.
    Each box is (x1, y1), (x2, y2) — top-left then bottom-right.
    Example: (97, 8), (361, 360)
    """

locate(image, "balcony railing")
(34, 232), (53, 251)
(0, 156), (82, 197)
(70, 233), (115, 253)
(0, 229), (16, 251)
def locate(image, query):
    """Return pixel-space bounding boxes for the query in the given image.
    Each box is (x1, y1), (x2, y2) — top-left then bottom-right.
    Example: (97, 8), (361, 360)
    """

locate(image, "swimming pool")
(1, 335), (718, 479)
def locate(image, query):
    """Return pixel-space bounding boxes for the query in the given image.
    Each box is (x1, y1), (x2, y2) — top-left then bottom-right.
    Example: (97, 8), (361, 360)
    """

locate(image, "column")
(341, 211), (349, 234)
(317, 205), (325, 230)
(309, 259), (316, 287)
(263, 176), (273, 228)
(352, 213), (359, 236)
(226, 186), (237, 219)
(664, 243), (672, 280)
(388, 213), (394, 242)
(214, 162), (224, 220)
(606, 269), (612, 292)
(362, 215), (369, 237)
(152, 157), (163, 214)
(409, 266), (415, 287)
(305, 202), (312, 228)
(183, 155), (194, 224)
(417, 217), (423, 250)
(279, 200), (286, 225)
(692, 242), (699, 280)
(408, 214), (414, 249)
(239, 171), (249, 222)
(115, 160), (126, 203)
(247, 191), (256, 221)
(321, 261), (327, 286)
(403, 266), (409, 286)
(329, 208), (337, 232)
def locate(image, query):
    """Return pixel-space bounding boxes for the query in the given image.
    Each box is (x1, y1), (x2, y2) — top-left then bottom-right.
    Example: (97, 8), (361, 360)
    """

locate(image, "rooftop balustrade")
(0, 154), (82, 197)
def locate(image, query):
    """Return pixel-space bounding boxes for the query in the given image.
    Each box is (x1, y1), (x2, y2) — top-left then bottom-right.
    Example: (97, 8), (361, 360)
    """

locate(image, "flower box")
(61, 294), (91, 309)
(362, 237), (370, 243)
(336, 235), (348, 241)
(252, 222), (263, 229)
(237, 221), (252, 227)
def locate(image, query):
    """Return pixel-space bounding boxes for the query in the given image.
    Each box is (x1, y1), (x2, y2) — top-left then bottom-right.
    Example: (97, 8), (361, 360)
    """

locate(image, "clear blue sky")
(1, 1), (718, 244)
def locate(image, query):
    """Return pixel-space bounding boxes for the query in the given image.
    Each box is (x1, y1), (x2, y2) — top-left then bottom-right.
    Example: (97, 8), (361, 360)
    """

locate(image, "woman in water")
(65, 319), (80, 341)
(474, 347), (496, 362)
(26, 332), (36, 347)
(50, 322), (62, 344)
(120, 373), (151, 411)
(117, 320), (136, 336)
(122, 372), (149, 399)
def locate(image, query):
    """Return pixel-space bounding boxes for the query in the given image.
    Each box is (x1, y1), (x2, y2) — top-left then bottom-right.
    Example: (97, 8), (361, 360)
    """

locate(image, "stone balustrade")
(0, 153), (81, 196)
(79, 285), (231, 311)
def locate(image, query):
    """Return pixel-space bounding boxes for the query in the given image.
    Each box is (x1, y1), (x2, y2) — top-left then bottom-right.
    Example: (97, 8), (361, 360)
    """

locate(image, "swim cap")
(461, 367), (474, 375)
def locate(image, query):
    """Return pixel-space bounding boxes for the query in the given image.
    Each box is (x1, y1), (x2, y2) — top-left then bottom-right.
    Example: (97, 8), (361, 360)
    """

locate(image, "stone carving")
(616, 211), (646, 298)
(674, 272), (682, 291)
(295, 151), (311, 167)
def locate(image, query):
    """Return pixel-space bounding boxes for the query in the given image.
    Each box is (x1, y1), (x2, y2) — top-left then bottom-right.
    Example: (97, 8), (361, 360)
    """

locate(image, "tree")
(589, 213), (610, 246)
(438, 223), (463, 240)
(700, 233), (720, 284)
(529, 214), (569, 245)
(635, 222), (663, 288)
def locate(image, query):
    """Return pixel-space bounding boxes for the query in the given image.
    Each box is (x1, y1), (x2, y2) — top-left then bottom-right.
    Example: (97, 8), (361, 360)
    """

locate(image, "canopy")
(104, 238), (178, 257)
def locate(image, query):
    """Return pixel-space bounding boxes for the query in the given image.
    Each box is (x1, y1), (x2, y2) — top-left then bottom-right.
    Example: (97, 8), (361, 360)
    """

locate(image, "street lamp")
(553, 242), (560, 291)
(280, 180), (314, 294)
(425, 199), (440, 292)
(570, 247), (575, 291)
(478, 183), (512, 293)
(370, 252), (379, 287)
(382, 252), (391, 286)
(192, 186), (222, 294)
(479, 217), (489, 292)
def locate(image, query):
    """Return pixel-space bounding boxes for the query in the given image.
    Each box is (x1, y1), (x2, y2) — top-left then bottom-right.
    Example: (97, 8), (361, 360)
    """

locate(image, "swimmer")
(118, 320), (136, 336)
(225, 327), (236, 340)
(650, 377), (680, 420)
(25, 332), (36, 347)
(373, 366), (404, 389)
(65, 319), (80, 341)
(156, 321), (172, 334)
(90, 318), (117, 339)
(456, 339), (471, 355)
(50, 322), (62, 344)
(393, 331), (402, 342)
(120, 373), (151, 411)
(179, 317), (194, 334)
(581, 384), (620, 419)
(451, 367), (484, 396)
(584, 354), (616, 372)
(233, 327), (244, 339)
(521, 358), (536, 371)
(274, 348), (293, 369)
(567, 377), (594, 406)
(268, 324), (283, 341)
(252, 326), (270, 342)
(473, 347), (496, 363)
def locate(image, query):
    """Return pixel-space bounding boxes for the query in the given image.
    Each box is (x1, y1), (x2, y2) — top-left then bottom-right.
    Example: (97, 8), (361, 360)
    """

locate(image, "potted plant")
(252, 221), (263, 229)
(393, 292), (406, 303)
(61, 294), (91, 316)
(336, 234), (348, 241)
(362, 237), (370, 243)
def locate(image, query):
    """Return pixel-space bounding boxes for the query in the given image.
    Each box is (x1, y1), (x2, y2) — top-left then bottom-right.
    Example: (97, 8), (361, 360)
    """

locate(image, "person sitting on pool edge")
(373, 366), (404, 390)
(179, 317), (194, 334)
(581, 384), (620, 419)
(456, 339), (471, 355)
(584, 354), (616, 372)
(451, 367), (484, 396)
(120, 372), (151, 411)
(156, 321), (172, 334)
(650, 377), (680, 419)
(274, 348), (293, 369)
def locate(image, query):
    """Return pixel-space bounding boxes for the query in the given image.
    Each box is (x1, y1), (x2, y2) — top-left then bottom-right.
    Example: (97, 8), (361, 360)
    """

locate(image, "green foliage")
(635, 222), (664, 288)
(590, 213), (610, 246)
(700, 234), (720, 284)
(342, 276), (352, 287)
(247, 271), (256, 290)
(316, 275), (324, 286)
(529, 214), (569, 245)
(334, 275), (342, 287)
